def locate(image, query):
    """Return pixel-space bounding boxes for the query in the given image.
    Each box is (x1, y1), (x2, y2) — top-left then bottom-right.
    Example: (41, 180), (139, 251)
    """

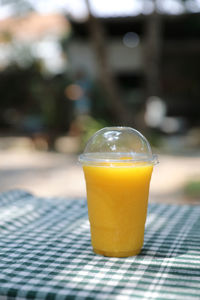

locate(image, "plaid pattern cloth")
(0, 189), (199, 300)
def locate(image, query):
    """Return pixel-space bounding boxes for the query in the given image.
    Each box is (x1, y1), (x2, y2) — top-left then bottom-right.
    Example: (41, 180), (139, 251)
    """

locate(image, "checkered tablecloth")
(0, 189), (199, 300)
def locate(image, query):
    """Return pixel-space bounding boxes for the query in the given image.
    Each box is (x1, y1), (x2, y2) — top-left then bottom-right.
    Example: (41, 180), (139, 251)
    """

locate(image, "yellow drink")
(83, 162), (153, 257)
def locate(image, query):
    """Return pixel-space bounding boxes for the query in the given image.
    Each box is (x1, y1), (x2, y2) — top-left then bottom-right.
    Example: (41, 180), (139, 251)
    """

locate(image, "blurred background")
(0, 0), (200, 203)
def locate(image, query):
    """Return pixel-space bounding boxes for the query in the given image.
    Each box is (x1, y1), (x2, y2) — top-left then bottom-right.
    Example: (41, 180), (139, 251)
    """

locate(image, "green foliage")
(146, 131), (163, 148)
(183, 180), (200, 199)
(0, 62), (73, 134)
(79, 116), (107, 152)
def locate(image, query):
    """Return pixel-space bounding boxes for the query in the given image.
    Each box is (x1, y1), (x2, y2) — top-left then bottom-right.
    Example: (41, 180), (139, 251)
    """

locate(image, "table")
(0, 189), (199, 299)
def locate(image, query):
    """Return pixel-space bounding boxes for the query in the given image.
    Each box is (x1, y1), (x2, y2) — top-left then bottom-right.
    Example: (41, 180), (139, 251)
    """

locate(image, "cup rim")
(79, 153), (158, 166)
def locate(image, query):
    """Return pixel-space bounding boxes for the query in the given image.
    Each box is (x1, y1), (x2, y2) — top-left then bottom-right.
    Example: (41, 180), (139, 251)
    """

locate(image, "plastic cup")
(79, 127), (158, 257)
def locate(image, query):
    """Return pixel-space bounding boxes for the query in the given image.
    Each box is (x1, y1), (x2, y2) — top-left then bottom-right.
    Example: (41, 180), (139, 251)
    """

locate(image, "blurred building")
(67, 13), (200, 131)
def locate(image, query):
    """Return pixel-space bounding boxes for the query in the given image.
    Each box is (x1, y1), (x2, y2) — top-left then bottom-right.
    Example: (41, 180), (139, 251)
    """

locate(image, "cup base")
(93, 248), (141, 258)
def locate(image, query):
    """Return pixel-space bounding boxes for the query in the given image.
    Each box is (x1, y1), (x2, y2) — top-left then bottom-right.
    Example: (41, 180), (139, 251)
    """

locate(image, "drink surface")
(83, 162), (153, 257)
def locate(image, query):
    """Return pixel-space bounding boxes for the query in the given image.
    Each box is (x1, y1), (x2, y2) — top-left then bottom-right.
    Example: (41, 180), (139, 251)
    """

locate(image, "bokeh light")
(123, 32), (140, 48)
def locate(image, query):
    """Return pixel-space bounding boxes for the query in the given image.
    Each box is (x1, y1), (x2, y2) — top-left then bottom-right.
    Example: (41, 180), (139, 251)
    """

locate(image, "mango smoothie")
(79, 127), (157, 257)
(83, 162), (153, 257)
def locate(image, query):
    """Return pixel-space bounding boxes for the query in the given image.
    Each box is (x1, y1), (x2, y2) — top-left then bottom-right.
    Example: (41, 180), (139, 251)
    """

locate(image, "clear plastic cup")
(79, 127), (158, 257)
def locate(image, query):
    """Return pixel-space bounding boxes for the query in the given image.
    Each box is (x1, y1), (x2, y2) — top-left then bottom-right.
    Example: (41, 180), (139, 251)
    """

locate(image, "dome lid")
(79, 127), (158, 165)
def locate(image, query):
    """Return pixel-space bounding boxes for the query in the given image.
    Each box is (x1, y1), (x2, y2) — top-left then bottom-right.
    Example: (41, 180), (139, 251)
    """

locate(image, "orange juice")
(83, 162), (153, 257)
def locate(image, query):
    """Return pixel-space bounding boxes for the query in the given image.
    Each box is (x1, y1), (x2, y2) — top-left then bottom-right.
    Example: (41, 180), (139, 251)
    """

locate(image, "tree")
(85, 0), (134, 126)
(143, 0), (163, 98)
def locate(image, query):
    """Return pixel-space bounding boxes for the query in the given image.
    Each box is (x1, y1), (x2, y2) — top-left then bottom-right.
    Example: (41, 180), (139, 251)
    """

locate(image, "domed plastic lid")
(79, 127), (158, 165)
